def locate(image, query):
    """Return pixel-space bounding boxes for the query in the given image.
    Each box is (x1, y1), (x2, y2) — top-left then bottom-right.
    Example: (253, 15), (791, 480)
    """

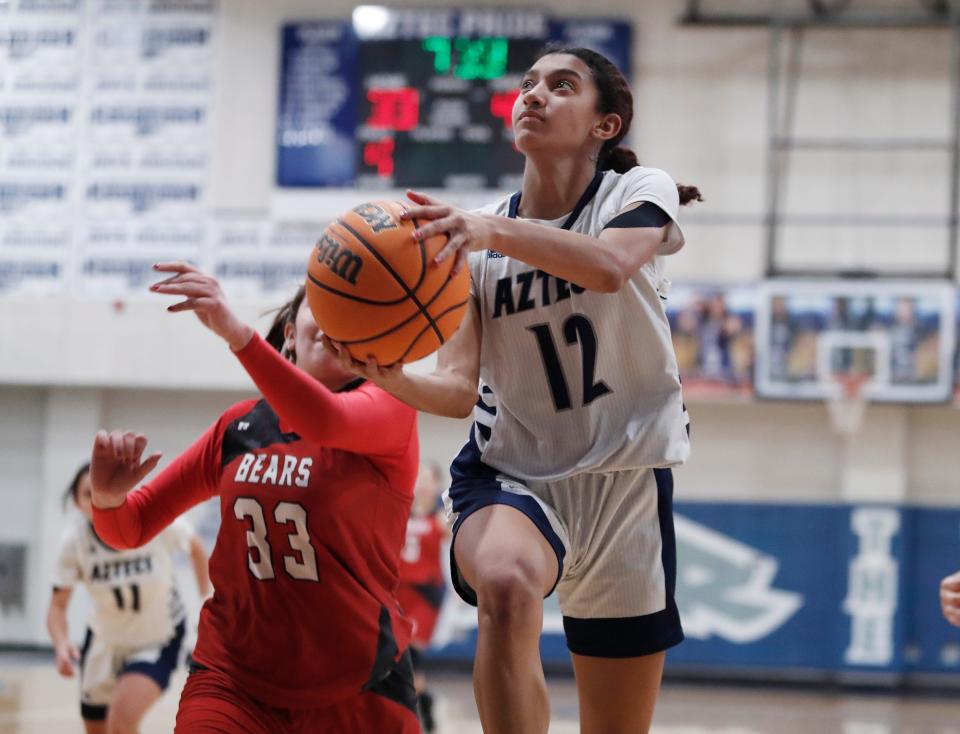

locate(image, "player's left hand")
(54, 642), (79, 678)
(402, 190), (494, 273)
(941, 571), (960, 627)
(150, 262), (254, 351)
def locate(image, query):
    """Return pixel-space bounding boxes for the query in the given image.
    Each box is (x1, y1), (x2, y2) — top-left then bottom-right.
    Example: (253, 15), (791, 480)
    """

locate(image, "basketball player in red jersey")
(397, 460), (450, 732)
(89, 263), (421, 734)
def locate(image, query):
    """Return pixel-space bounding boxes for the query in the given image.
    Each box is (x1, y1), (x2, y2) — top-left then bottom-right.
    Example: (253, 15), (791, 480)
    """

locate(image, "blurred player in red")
(89, 264), (421, 734)
(397, 460), (451, 732)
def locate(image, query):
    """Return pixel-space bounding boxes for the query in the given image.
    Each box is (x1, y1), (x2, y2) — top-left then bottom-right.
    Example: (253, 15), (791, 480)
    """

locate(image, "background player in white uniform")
(47, 462), (211, 734)
(330, 45), (700, 734)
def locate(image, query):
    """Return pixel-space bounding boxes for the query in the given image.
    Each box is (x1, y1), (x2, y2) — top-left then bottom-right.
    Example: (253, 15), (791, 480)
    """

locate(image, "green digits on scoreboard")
(421, 36), (509, 80)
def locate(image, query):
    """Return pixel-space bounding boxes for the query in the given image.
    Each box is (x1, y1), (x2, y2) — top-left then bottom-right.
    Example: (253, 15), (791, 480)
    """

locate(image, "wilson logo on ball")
(352, 202), (398, 233)
(314, 232), (363, 286)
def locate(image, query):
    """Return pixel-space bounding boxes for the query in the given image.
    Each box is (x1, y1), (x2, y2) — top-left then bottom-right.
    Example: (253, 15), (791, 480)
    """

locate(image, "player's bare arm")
(46, 587), (78, 677)
(403, 194), (667, 293)
(326, 294), (482, 419)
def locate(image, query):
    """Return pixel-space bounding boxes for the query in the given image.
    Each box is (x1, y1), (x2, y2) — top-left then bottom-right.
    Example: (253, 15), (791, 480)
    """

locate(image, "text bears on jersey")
(233, 453), (313, 487)
(492, 268), (587, 319)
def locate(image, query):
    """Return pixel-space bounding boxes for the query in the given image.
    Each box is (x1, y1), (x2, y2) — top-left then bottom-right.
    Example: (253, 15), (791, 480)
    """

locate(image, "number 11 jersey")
(53, 516), (192, 647)
(468, 166), (690, 482)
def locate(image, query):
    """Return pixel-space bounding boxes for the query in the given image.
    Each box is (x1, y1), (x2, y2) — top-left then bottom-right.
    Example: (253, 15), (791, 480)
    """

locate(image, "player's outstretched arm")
(89, 429), (163, 511)
(150, 261), (254, 351)
(91, 427), (220, 549)
(326, 293), (482, 419)
(152, 261), (420, 455)
(46, 588), (79, 678)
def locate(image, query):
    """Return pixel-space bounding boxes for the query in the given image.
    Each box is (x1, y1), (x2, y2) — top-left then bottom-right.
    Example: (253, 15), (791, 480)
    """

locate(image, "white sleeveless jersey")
(54, 516), (193, 647)
(468, 166), (690, 482)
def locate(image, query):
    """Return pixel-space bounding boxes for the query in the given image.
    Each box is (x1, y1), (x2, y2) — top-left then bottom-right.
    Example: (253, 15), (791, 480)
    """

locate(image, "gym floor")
(0, 652), (956, 733)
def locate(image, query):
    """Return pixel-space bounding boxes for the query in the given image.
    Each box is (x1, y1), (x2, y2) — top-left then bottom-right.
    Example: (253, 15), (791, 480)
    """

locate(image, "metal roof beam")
(680, 12), (958, 29)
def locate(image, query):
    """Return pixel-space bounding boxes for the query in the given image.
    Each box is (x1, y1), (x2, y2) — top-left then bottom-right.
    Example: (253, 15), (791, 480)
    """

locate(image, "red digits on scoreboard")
(367, 88), (420, 132)
(363, 138), (395, 176)
(490, 90), (519, 130)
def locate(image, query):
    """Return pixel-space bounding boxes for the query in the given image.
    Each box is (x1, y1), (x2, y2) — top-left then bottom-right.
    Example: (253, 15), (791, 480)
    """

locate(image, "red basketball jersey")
(398, 513), (446, 587)
(94, 334), (419, 708)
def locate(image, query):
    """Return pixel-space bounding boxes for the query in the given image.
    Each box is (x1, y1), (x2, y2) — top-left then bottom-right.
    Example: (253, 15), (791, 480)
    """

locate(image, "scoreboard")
(354, 9), (547, 190)
(277, 9), (631, 190)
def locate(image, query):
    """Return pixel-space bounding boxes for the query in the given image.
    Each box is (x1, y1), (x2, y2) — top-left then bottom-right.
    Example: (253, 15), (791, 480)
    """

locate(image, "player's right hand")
(941, 571), (960, 627)
(55, 643), (79, 677)
(322, 335), (405, 388)
(90, 430), (163, 509)
(402, 189), (492, 274)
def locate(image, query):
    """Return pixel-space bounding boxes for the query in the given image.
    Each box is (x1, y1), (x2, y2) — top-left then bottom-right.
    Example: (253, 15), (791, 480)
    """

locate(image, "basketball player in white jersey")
(329, 45), (700, 734)
(47, 462), (211, 734)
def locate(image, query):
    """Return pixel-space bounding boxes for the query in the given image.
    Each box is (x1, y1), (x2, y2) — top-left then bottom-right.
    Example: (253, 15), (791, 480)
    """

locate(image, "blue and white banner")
(0, 0), (218, 296)
(426, 501), (960, 681)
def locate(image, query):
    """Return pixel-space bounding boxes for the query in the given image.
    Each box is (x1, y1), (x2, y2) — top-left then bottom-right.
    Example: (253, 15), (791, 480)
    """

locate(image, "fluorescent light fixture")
(352, 6), (392, 39)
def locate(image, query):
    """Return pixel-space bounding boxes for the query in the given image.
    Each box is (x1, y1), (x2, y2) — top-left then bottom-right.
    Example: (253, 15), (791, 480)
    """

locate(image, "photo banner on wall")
(954, 293), (960, 402)
(665, 283), (756, 399)
(755, 280), (956, 403)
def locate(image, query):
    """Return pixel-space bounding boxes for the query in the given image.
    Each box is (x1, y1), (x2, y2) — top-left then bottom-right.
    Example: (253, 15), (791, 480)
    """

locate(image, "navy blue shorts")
(79, 620), (186, 721)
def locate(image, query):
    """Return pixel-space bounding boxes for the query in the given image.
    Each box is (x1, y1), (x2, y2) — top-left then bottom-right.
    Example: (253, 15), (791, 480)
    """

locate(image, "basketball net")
(826, 373), (870, 436)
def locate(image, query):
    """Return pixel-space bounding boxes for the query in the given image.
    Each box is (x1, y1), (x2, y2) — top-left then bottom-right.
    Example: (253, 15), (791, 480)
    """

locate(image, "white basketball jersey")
(468, 166), (690, 481)
(54, 516), (192, 647)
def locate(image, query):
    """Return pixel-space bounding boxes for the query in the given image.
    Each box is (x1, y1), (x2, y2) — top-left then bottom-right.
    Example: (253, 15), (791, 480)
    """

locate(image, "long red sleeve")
(233, 332), (417, 458)
(93, 337), (419, 551)
(92, 410), (228, 549)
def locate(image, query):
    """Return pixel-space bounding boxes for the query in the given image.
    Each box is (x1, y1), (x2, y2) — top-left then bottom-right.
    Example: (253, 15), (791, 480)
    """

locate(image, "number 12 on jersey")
(528, 314), (612, 411)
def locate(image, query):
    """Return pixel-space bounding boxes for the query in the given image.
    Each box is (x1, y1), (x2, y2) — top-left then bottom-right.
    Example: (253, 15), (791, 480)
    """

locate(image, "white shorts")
(78, 621), (185, 720)
(446, 433), (683, 657)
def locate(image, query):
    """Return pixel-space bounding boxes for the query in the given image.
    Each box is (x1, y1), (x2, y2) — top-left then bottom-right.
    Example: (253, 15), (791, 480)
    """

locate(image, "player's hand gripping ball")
(306, 201), (471, 365)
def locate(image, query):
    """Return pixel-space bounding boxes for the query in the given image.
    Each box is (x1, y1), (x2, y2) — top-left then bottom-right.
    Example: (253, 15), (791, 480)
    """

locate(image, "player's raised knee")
(474, 561), (544, 626)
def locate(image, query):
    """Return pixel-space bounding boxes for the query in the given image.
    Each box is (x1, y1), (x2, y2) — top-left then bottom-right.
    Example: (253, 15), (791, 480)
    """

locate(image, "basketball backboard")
(754, 279), (956, 402)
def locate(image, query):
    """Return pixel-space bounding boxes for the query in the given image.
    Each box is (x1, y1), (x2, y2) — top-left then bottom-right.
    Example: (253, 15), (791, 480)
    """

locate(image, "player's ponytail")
(600, 146), (639, 174)
(265, 285), (307, 361)
(535, 44), (703, 206)
(62, 462), (90, 510)
(676, 184), (704, 206)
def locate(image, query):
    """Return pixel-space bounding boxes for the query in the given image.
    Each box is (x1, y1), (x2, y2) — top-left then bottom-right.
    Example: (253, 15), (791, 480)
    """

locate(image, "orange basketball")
(305, 200), (471, 365)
